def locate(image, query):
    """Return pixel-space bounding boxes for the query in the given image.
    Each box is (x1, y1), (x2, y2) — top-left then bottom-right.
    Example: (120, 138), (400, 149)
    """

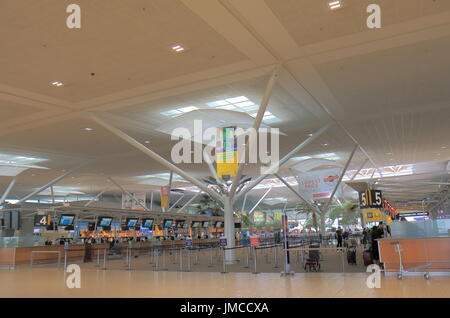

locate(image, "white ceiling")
(0, 0), (449, 209)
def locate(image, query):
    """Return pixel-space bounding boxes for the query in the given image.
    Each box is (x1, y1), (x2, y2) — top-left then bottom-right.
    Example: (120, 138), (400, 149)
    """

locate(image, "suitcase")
(363, 250), (373, 266)
(347, 249), (356, 265)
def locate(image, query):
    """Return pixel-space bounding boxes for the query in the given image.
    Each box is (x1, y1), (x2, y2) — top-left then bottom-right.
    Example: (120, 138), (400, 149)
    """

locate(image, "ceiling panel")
(265, 0), (450, 47)
(0, 0), (247, 102)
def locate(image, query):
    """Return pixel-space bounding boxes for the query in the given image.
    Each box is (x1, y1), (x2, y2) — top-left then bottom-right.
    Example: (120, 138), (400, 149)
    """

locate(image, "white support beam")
(0, 177), (17, 205)
(177, 193), (200, 214)
(88, 113), (223, 203)
(108, 177), (149, 211)
(229, 66), (280, 198)
(168, 194), (185, 212)
(18, 165), (84, 203)
(248, 187), (272, 215)
(324, 144), (358, 211)
(350, 158), (369, 181)
(236, 123), (332, 200)
(240, 192), (248, 214)
(84, 189), (108, 207)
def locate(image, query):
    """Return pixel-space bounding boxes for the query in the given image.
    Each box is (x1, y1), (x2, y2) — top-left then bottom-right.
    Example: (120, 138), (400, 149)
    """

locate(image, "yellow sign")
(216, 127), (238, 179)
(160, 186), (169, 209)
(362, 209), (392, 225)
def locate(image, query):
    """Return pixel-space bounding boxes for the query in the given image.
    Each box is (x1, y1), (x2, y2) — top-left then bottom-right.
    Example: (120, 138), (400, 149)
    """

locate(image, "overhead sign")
(297, 168), (341, 201)
(34, 214), (51, 226)
(359, 190), (382, 208)
(122, 192), (146, 210)
(219, 237), (227, 247)
(216, 126), (238, 180)
(160, 187), (169, 209)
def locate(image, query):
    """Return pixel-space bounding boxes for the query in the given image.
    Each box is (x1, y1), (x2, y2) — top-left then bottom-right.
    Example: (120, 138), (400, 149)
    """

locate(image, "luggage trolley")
(391, 241), (431, 280)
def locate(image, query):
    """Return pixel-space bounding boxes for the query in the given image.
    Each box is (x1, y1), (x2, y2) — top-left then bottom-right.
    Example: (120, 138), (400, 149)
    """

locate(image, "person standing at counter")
(371, 224), (384, 264)
(335, 227), (343, 248)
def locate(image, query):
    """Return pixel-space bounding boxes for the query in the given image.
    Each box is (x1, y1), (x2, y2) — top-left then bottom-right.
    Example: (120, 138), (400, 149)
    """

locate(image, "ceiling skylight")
(0, 153), (47, 165)
(160, 96), (282, 123)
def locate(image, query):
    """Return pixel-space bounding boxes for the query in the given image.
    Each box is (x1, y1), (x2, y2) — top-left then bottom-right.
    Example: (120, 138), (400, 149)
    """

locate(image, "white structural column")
(0, 177), (17, 205)
(18, 165), (83, 203)
(223, 195), (236, 263)
(88, 113), (223, 204)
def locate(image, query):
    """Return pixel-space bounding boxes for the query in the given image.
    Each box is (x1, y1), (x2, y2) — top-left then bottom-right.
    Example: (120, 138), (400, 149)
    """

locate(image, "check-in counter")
(379, 237), (450, 273)
(0, 243), (109, 268)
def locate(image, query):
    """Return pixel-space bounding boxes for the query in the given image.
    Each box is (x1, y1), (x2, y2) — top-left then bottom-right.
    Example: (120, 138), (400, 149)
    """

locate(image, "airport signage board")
(250, 236), (259, 247)
(359, 190), (383, 208)
(122, 192), (146, 210)
(185, 238), (193, 247)
(34, 214), (50, 226)
(219, 237), (227, 247)
(216, 126), (238, 179)
(297, 168), (341, 201)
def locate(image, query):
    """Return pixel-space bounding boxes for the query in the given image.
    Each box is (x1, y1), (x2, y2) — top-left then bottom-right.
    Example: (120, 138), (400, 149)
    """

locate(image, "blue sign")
(185, 238), (193, 247)
(219, 237), (227, 247)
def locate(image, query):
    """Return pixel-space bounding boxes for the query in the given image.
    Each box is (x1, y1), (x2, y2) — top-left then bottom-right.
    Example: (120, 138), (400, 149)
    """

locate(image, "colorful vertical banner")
(160, 186), (169, 209)
(216, 126), (238, 179)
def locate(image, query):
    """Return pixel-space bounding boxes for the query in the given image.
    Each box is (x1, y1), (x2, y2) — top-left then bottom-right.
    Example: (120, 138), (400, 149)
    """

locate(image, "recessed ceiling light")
(328, 0), (342, 10)
(322, 143), (329, 147)
(144, 140), (150, 144)
(386, 152), (393, 155)
(84, 127), (94, 131)
(171, 44), (185, 53)
(441, 146), (447, 149)
(51, 81), (64, 87)
(308, 133), (313, 137)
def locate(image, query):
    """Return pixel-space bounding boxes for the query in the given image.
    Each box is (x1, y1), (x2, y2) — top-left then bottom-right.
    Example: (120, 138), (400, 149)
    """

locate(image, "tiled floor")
(0, 265), (449, 298)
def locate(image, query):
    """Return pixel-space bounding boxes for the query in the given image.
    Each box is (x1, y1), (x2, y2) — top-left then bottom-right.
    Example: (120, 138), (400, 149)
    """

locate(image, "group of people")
(335, 222), (390, 264)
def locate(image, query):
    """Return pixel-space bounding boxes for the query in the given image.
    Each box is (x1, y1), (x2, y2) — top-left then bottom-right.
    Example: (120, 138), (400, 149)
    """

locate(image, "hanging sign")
(250, 235), (259, 247)
(219, 236), (227, 247)
(122, 192), (146, 210)
(359, 189), (382, 208)
(297, 168), (341, 201)
(216, 126), (238, 179)
(160, 187), (169, 209)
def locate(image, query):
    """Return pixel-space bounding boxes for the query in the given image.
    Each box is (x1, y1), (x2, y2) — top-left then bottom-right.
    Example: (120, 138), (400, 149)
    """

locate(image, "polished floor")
(0, 266), (449, 298)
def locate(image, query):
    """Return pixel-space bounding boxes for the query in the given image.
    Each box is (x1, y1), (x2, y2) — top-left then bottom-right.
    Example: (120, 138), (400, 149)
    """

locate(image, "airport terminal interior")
(0, 0), (450, 298)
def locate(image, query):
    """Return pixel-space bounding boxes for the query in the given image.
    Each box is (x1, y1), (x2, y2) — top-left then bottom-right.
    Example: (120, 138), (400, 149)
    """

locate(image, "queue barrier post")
(96, 248), (100, 267)
(273, 245), (279, 269)
(252, 247), (258, 274)
(102, 249), (107, 270)
(208, 247), (213, 268)
(221, 247), (227, 274)
(244, 246), (249, 268)
(179, 248), (183, 271)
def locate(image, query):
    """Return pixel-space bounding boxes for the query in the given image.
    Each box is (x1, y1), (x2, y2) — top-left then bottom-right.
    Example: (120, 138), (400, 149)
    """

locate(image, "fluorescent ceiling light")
(328, 1), (342, 10)
(225, 96), (248, 103)
(51, 81), (64, 87)
(171, 45), (185, 52)
(178, 106), (198, 113)
(207, 100), (229, 107)
(216, 105), (237, 110)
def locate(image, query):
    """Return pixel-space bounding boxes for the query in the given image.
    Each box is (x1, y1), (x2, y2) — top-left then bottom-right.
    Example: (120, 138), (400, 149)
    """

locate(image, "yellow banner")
(160, 186), (169, 209)
(216, 127), (238, 179)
